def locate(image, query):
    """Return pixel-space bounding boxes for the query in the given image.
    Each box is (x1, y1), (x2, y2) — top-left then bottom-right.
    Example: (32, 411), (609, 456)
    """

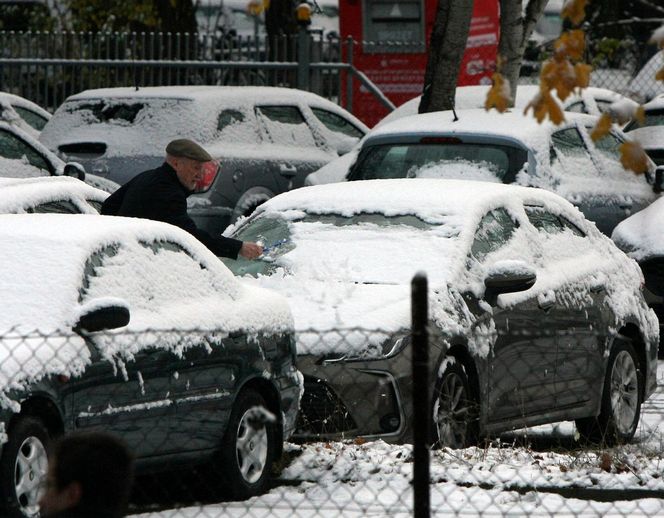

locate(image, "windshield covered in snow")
(224, 212), (461, 284)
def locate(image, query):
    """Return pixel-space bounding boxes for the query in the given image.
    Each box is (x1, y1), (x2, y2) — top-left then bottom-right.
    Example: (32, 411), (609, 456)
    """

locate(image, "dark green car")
(0, 214), (301, 517)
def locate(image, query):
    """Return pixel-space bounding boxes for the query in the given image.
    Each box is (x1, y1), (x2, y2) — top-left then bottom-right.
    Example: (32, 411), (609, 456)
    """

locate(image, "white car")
(306, 85), (635, 186)
(0, 176), (107, 214)
(0, 91), (51, 138)
(223, 178), (658, 446)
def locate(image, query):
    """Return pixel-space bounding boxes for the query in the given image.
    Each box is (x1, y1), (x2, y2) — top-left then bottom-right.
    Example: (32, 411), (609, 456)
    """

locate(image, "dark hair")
(51, 432), (134, 517)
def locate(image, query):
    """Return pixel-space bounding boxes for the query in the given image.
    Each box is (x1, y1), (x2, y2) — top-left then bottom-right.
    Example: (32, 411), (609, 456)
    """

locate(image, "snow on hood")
(0, 176), (107, 213)
(612, 196), (664, 260)
(0, 214), (293, 407)
(228, 179), (657, 357)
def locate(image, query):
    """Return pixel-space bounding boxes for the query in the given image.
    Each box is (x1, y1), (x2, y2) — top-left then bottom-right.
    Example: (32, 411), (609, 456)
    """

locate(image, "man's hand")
(239, 241), (263, 259)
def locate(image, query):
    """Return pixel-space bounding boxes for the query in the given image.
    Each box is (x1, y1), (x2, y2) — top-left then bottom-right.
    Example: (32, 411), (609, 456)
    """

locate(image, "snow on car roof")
(612, 196), (664, 260)
(0, 176), (107, 213)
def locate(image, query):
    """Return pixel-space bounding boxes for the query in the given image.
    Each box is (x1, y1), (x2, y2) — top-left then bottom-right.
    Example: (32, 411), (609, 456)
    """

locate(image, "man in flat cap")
(101, 138), (262, 259)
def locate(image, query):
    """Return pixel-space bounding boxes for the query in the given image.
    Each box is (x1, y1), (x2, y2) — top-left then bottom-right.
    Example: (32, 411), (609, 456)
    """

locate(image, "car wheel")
(231, 188), (273, 223)
(219, 389), (276, 500)
(0, 416), (50, 517)
(433, 360), (478, 449)
(575, 337), (643, 445)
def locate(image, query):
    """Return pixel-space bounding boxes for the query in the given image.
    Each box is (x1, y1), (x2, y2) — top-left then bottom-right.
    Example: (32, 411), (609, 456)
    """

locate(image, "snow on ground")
(133, 363), (664, 517)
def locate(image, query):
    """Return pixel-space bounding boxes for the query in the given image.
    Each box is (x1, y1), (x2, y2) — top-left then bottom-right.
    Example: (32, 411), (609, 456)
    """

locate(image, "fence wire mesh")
(0, 322), (661, 517)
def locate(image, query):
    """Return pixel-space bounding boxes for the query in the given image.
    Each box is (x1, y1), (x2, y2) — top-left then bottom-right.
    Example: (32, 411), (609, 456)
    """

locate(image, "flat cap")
(165, 138), (213, 162)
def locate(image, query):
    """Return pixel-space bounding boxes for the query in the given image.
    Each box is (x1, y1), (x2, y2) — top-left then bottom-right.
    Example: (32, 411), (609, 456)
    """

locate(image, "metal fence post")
(345, 36), (354, 113)
(411, 272), (430, 518)
(297, 25), (310, 91)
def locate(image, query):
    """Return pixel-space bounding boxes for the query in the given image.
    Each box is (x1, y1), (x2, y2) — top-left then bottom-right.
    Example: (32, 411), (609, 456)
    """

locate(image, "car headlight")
(319, 334), (410, 364)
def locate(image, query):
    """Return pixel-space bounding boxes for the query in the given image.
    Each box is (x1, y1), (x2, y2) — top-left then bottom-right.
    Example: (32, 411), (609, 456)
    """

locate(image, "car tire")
(0, 416), (50, 517)
(231, 188), (274, 223)
(218, 389), (276, 500)
(575, 336), (643, 445)
(432, 359), (479, 449)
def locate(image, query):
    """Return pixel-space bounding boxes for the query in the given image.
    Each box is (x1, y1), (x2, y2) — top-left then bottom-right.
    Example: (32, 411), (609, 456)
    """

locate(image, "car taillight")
(196, 161), (219, 192)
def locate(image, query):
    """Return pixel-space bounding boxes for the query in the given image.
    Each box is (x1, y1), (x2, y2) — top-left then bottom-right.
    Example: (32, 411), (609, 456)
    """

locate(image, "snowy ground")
(132, 362), (664, 517)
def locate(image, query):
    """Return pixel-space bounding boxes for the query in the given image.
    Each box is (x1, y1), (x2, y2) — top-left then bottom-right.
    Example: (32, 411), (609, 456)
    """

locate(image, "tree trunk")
(418, 0), (474, 113)
(499, 0), (549, 105)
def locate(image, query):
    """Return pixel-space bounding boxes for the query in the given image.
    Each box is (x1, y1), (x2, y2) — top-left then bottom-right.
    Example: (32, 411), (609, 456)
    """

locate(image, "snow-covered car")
(305, 85), (635, 186)
(223, 179), (657, 447)
(38, 86), (368, 235)
(0, 176), (107, 214)
(344, 109), (659, 235)
(0, 214), (301, 516)
(627, 51), (664, 103)
(623, 93), (664, 166)
(0, 92), (51, 138)
(0, 121), (118, 194)
(612, 196), (664, 356)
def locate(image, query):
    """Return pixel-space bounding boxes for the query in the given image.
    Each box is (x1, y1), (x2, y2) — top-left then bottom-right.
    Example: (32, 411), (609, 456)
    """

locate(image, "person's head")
(164, 138), (213, 191)
(39, 432), (134, 518)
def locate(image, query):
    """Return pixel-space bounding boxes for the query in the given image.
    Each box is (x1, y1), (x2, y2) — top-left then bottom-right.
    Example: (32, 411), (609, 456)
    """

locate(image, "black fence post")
(411, 272), (430, 518)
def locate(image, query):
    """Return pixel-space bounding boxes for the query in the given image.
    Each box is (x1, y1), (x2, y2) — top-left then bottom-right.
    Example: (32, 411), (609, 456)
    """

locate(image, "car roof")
(258, 177), (582, 224)
(364, 108), (598, 150)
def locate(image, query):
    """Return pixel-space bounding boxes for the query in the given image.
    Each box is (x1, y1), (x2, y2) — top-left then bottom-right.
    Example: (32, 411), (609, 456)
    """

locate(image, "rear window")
(350, 141), (527, 183)
(64, 102), (146, 124)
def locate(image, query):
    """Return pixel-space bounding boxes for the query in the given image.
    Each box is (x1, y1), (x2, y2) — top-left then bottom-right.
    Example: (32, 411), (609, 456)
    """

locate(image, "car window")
(550, 127), (599, 177)
(566, 101), (585, 113)
(71, 102), (145, 124)
(13, 106), (48, 131)
(79, 244), (120, 301)
(592, 130), (622, 161)
(470, 209), (519, 262)
(595, 100), (613, 114)
(0, 128), (50, 171)
(624, 108), (664, 131)
(525, 206), (586, 237)
(217, 109), (245, 132)
(256, 105), (317, 147)
(85, 199), (103, 213)
(29, 199), (80, 214)
(311, 108), (364, 138)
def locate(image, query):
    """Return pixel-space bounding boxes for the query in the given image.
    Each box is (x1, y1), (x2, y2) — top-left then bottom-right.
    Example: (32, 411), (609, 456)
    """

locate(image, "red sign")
(340, 0), (500, 127)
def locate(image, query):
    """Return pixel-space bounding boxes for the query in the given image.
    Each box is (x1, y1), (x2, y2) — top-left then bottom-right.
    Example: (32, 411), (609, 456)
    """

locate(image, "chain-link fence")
(0, 276), (663, 517)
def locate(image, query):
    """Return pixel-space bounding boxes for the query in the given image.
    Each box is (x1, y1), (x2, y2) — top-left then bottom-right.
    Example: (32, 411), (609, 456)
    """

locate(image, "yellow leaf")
(561, 0), (588, 25)
(657, 65), (664, 82)
(554, 30), (586, 62)
(523, 90), (565, 125)
(620, 141), (649, 174)
(635, 106), (645, 125)
(590, 113), (612, 142)
(574, 63), (592, 89)
(484, 73), (511, 113)
(548, 95), (565, 125)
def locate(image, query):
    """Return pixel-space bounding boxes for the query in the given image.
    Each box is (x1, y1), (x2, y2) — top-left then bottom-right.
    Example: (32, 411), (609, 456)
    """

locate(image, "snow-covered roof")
(612, 196), (664, 260)
(0, 176), (107, 213)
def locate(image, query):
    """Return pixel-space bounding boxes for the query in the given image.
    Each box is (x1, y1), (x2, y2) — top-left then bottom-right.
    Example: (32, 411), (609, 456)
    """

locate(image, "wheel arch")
(12, 396), (64, 439)
(236, 377), (283, 457)
(432, 339), (482, 419)
(231, 187), (274, 223)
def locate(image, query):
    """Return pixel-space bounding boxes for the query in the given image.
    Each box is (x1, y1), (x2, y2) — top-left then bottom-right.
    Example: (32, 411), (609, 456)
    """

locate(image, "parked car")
(38, 86), (368, 234)
(623, 93), (664, 166)
(0, 214), (301, 516)
(0, 176), (107, 214)
(223, 179), (658, 447)
(343, 109), (659, 235)
(306, 85), (636, 186)
(0, 92), (51, 138)
(0, 121), (118, 193)
(612, 196), (664, 356)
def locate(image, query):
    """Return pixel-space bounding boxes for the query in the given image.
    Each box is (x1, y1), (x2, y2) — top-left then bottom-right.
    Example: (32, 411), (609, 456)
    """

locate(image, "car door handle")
(590, 284), (605, 293)
(279, 164), (297, 177)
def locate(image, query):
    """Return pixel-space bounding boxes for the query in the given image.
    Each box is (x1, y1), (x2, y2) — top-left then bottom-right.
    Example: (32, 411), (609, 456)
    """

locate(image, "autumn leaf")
(523, 90), (565, 125)
(484, 73), (511, 113)
(574, 63), (592, 89)
(590, 113), (612, 142)
(620, 141), (650, 174)
(657, 65), (664, 82)
(354, 437), (367, 445)
(554, 30), (586, 62)
(599, 452), (612, 472)
(635, 106), (646, 125)
(562, 0), (588, 25)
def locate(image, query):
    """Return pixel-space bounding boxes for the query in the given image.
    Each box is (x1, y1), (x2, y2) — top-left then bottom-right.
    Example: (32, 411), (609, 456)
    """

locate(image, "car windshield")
(351, 142), (527, 183)
(224, 212), (462, 284)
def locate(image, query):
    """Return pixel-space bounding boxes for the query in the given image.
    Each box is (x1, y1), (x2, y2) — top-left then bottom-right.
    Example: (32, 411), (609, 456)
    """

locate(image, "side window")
(30, 200), (80, 214)
(311, 108), (364, 138)
(13, 106), (48, 131)
(217, 109), (245, 132)
(595, 100), (613, 114)
(471, 209), (519, 262)
(525, 206), (586, 237)
(79, 244), (120, 301)
(550, 127), (599, 177)
(256, 105), (317, 148)
(0, 129), (50, 171)
(566, 101), (585, 113)
(85, 199), (103, 213)
(592, 130), (622, 161)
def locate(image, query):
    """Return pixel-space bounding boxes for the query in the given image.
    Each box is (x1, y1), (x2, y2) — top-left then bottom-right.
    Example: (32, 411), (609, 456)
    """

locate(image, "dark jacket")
(101, 162), (243, 259)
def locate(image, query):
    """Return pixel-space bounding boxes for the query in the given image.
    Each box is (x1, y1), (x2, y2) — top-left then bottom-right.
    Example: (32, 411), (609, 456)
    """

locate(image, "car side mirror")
(484, 260), (537, 306)
(74, 298), (130, 333)
(654, 166), (664, 194)
(63, 162), (86, 181)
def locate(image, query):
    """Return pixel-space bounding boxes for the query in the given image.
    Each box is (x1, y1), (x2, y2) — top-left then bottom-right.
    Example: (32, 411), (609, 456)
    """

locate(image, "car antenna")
(450, 95), (459, 122)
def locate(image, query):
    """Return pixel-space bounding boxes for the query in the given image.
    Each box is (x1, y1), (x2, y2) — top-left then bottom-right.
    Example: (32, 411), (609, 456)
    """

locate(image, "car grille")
(296, 376), (357, 436)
